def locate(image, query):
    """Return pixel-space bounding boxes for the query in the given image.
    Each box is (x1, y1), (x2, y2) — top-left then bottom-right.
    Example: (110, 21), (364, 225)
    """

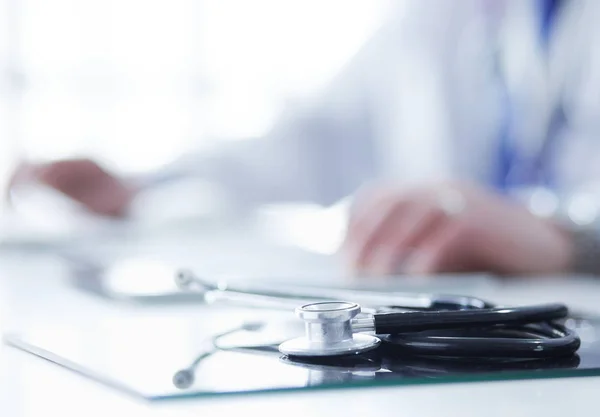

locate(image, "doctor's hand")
(8, 159), (137, 217)
(343, 182), (574, 276)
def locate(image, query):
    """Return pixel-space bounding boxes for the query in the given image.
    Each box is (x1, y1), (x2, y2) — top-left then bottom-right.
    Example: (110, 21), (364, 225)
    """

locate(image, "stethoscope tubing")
(380, 322), (580, 359)
(371, 303), (579, 359)
(373, 303), (568, 334)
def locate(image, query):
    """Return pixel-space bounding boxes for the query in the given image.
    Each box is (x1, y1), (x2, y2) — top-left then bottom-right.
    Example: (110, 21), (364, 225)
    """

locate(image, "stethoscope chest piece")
(279, 301), (381, 357)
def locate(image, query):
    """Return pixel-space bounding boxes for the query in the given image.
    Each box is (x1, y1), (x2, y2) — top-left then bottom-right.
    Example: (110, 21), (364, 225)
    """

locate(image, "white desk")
(1, 223), (600, 417)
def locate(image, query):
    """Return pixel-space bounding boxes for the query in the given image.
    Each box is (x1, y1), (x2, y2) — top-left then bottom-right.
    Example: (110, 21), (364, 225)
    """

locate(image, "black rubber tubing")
(373, 303), (569, 334)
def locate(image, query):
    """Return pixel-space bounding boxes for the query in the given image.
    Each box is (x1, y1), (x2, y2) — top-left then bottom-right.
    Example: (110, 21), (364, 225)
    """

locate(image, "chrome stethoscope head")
(279, 301), (381, 357)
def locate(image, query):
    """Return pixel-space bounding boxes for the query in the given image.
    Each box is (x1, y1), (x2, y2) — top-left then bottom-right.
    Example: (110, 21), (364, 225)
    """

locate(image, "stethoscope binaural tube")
(278, 301), (580, 359)
(174, 269), (491, 313)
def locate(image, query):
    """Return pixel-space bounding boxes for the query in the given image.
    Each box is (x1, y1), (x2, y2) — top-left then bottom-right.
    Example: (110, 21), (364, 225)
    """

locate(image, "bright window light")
(1, 0), (392, 174)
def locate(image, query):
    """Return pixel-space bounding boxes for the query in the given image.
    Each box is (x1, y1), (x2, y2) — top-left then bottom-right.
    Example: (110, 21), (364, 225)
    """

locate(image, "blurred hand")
(343, 182), (574, 276)
(9, 159), (137, 217)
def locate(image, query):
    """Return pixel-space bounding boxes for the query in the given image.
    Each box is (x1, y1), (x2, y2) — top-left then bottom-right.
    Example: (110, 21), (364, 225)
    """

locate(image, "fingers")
(365, 205), (449, 275)
(345, 193), (409, 270)
(344, 186), (475, 276)
(81, 182), (135, 217)
(345, 192), (451, 275)
(36, 159), (99, 191)
(401, 220), (470, 274)
(345, 184), (397, 242)
(9, 158), (133, 217)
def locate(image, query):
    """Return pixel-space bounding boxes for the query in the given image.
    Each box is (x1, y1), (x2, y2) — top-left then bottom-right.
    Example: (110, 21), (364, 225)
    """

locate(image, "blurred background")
(1, 0), (597, 268)
(0, 0), (406, 246)
(0, 0), (391, 167)
(0, 0), (392, 183)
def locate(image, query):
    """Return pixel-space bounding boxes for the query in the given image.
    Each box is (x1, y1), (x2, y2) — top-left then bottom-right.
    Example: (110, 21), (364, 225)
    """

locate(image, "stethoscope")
(175, 270), (581, 360)
(169, 317), (581, 391)
(277, 301), (578, 358)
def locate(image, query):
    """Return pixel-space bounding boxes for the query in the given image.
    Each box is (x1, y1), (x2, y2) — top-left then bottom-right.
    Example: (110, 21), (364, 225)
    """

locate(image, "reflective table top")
(4, 303), (599, 401)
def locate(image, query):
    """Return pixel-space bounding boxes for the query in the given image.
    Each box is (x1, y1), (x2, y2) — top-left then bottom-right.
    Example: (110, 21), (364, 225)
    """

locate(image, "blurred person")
(7, 0), (600, 277)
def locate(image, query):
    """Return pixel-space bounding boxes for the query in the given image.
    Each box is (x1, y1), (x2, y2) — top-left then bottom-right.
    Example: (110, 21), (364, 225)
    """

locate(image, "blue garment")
(495, 0), (563, 192)
(539, 0), (563, 45)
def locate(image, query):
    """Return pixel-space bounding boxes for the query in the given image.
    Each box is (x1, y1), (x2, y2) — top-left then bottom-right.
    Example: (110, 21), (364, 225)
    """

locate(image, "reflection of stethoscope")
(176, 271), (581, 359)
(279, 351), (581, 387)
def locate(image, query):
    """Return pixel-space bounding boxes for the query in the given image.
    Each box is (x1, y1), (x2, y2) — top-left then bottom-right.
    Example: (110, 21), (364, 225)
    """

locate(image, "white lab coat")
(141, 0), (600, 213)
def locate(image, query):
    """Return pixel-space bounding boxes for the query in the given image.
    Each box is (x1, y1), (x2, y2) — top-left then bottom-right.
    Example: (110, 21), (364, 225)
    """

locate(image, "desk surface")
(2, 223), (600, 417)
